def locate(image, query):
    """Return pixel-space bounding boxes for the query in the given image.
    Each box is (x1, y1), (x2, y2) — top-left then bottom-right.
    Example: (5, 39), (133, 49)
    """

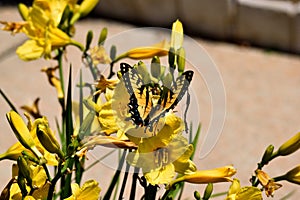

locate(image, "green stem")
(103, 150), (127, 200)
(129, 167), (140, 200)
(57, 49), (65, 96)
(0, 89), (18, 113)
(42, 163), (51, 181)
(118, 161), (130, 200)
(47, 161), (65, 200)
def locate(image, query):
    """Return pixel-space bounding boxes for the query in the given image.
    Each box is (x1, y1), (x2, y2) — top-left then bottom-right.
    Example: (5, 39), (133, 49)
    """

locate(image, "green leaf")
(0, 89), (18, 113)
(191, 124), (201, 160)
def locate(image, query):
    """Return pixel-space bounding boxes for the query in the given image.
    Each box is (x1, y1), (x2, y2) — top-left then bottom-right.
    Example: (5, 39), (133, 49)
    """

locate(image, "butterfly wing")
(147, 70), (194, 130)
(120, 63), (152, 126)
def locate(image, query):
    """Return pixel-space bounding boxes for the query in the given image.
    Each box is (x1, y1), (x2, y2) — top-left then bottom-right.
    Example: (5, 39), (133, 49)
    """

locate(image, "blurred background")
(0, 0), (300, 199)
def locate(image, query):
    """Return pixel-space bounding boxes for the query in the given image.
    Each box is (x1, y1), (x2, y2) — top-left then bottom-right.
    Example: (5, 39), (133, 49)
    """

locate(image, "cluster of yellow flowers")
(0, 0), (299, 199)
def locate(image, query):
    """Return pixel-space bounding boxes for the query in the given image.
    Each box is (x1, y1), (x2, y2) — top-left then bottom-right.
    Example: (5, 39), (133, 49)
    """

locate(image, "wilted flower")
(89, 45), (112, 65)
(20, 98), (42, 119)
(41, 66), (64, 100)
(255, 169), (282, 197)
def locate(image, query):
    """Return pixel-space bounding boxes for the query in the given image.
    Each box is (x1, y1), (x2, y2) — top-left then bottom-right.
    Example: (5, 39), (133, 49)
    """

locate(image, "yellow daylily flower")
(95, 75), (118, 94)
(126, 114), (196, 185)
(1, 0), (84, 61)
(225, 179), (262, 200)
(2, 111), (59, 165)
(168, 165), (236, 188)
(6, 111), (44, 161)
(65, 180), (101, 200)
(4, 164), (50, 200)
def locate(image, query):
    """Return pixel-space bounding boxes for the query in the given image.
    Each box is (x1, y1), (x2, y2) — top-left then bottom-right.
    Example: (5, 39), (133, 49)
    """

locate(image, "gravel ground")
(0, 6), (299, 199)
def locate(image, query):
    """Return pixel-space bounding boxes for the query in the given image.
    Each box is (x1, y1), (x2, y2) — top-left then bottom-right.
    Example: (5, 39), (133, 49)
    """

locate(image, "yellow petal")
(6, 111), (36, 150)
(16, 40), (44, 61)
(144, 164), (176, 185)
(168, 165), (236, 188)
(67, 180), (101, 200)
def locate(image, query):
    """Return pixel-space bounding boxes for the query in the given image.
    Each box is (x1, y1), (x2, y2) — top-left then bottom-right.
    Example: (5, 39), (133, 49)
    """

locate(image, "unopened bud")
(162, 73), (173, 88)
(203, 183), (213, 200)
(6, 111), (35, 150)
(98, 27), (107, 45)
(171, 19), (183, 50)
(78, 111), (96, 140)
(151, 56), (161, 80)
(168, 47), (176, 69)
(176, 47), (185, 74)
(17, 174), (27, 196)
(194, 191), (201, 200)
(281, 165), (300, 185)
(276, 132), (300, 156)
(85, 30), (93, 52)
(18, 3), (29, 21)
(17, 156), (32, 187)
(137, 61), (151, 83)
(36, 123), (64, 159)
(261, 144), (274, 165)
(79, 0), (99, 17)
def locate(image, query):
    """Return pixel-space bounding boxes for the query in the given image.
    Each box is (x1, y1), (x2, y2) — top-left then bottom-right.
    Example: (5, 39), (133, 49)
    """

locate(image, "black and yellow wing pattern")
(120, 62), (193, 131)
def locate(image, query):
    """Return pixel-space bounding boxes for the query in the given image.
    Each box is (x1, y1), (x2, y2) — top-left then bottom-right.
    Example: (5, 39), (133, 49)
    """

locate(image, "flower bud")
(18, 3), (29, 21)
(203, 183), (213, 200)
(79, 0), (99, 17)
(6, 111), (35, 150)
(168, 47), (176, 69)
(261, 144), (274, 165)
(168, 165), (236, 188)
(194, 191), (201, 200)
(162, 73), (173, 89)
(276, 132), (300, 156)
(176, 47), (186, 74)
(137, 61), (151, 83)
(17, 174), (28, 196)
(85, 30), (93, 52)
(78, 111), (96, 140)
(151, 56), (161, 80)
(281, 165), (300, 185)
(98, 27), (107, 45)
(171, 20), (183, 50)
(17, 156), (32, 187)
(36, 123), (64, 159)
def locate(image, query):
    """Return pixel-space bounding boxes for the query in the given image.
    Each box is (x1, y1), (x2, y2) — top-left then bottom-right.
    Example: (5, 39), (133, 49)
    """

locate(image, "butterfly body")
(120, 63), (193, 131)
